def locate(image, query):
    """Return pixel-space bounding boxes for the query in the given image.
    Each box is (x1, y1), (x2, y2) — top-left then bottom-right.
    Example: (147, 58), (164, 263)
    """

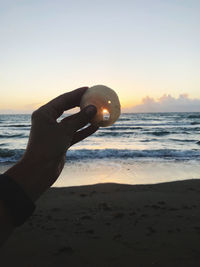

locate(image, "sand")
(1, 179), (200, 267)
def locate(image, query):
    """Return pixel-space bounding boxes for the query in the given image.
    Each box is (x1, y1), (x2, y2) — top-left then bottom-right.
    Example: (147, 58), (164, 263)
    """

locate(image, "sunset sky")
(0, 0), (200, 113)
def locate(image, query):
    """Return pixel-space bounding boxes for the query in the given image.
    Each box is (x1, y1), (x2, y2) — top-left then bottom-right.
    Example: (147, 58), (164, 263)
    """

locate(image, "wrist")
(4, 158), (43, 202)
(0, 174), (36, 227)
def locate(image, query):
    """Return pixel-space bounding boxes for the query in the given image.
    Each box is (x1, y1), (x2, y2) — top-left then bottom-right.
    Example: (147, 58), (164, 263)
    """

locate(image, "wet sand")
(1, 179), (200, 267)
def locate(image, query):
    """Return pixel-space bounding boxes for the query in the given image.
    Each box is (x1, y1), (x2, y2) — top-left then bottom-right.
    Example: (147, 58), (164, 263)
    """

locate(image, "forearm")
(0, 200), (14, 246)
(4, 152), (65, 202)
(0, 159), (57, 249)
(4, 159), (40, 202)
(5, 158), (51, 202)
(0, 159), (40, 246)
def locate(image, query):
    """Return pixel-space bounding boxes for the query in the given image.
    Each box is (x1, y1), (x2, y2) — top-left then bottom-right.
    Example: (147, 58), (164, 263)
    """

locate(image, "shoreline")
(1, 159), (200, 187)
(1, 179), (200, 266)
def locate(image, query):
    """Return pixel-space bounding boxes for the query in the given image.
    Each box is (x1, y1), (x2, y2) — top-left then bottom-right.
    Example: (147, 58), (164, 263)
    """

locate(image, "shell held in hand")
(80, 85), (121, 127)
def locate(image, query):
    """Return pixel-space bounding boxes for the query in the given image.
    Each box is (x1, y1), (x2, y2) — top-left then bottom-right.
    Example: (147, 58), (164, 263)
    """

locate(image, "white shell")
(80, 85), (121, 127)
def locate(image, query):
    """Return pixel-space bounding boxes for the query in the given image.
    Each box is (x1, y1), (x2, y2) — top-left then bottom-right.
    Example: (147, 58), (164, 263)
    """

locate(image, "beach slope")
(1, 180), (200, 267)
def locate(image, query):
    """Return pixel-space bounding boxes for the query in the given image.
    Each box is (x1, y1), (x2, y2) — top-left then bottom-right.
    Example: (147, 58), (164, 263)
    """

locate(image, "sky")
(0, 0), (200, 113)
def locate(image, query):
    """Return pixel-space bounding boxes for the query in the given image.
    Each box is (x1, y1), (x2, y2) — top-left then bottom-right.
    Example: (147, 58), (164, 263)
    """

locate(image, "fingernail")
(85, 105), (97, 117)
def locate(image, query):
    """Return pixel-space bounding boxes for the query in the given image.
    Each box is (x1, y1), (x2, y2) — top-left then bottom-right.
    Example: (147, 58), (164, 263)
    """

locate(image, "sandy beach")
(1, 179), (200, 267)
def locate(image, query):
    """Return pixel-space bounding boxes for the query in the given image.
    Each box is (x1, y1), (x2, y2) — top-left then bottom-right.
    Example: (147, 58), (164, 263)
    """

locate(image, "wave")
(107, 126), (143, 130)
(147, 131), (171, 136)
(191, 122), (200, 125)
(118, 118), (132, 121)
(179, 127), (200, 132)
(1, 148), (200, 163)
(6, 124), (31, 128)
(0, 143), (9, 147)
(67, 149), (200, 160)
(0, 148), (25, 162)
(0, 133), (26, 138)
(97, 131), (135, 137)
(169, 138), (198, 143)
(141, 138), (199, 143)
(188, 114), (200, 119)
(123, 123), (175, 127)
(140, 139), (158, 142)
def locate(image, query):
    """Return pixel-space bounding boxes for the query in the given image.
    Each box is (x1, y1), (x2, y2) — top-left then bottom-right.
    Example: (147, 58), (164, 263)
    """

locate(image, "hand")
(5, 87), (98, 201)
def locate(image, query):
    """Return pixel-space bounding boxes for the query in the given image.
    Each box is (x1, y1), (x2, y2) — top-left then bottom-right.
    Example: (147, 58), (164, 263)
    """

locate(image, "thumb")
(61, 105), (97, 132)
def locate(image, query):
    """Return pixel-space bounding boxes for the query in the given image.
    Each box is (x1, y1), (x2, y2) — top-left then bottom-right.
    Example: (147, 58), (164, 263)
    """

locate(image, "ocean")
(0, 112), (200, 186)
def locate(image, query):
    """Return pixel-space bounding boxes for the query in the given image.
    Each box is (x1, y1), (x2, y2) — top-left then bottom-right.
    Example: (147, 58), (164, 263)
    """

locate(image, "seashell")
(80, 85), (121, 127)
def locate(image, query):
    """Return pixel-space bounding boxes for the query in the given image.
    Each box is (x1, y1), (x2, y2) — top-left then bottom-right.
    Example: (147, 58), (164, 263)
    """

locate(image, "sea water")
(0, 113), (200, 186)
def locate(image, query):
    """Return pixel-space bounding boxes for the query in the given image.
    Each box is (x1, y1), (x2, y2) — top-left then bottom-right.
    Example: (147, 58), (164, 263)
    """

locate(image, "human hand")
(5, 87), (98, 201)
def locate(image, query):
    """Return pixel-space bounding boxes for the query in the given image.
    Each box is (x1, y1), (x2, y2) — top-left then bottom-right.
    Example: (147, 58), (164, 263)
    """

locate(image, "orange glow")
(103, 109), (109, 113)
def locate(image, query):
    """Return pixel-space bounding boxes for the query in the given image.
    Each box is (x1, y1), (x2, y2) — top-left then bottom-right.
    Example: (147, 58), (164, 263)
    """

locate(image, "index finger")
(41, 87), (88, 119)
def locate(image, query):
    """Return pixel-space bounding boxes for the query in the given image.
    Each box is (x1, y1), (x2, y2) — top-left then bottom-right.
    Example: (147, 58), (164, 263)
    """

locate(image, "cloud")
(123, 94), (200, 113)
